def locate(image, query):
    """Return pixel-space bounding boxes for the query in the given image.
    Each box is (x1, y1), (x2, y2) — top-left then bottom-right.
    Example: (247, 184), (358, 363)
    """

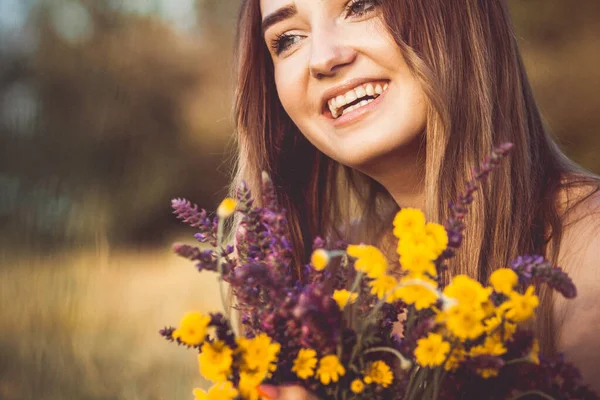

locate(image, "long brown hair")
(231, 0), (599, 355)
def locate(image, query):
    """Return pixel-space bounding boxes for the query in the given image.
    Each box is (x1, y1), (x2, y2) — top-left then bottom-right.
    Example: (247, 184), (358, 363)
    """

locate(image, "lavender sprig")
(171, 198), (218, 246)
(209, 312), (237, 348)
(509, 255), (577, 299)
(172, 243), (234, 276)
(441, 142), (514, 261)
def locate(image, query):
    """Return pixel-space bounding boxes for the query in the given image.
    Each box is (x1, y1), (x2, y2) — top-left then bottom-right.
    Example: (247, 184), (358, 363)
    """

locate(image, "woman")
(231, 0), (600, 397)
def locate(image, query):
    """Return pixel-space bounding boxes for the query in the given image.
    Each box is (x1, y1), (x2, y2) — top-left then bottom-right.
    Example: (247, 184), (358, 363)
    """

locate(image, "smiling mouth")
(325, 80), (389, 119)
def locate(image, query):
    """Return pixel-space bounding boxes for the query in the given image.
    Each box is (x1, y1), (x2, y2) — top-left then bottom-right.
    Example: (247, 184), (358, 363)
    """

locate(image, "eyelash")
(344, 0), (379, 18)
(269, 0), (379, 56)
(270, 32), (300, 56)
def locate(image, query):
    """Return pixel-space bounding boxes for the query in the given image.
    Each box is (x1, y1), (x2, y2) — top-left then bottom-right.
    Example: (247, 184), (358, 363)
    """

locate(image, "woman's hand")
(258, 384), (319, 400)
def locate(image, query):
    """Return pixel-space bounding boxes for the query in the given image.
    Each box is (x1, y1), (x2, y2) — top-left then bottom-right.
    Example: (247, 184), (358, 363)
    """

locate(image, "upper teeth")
(328, 82), (389, 118)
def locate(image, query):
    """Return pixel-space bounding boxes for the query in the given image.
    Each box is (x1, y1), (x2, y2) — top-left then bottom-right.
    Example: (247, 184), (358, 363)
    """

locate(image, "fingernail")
(258, 385), (279, 400)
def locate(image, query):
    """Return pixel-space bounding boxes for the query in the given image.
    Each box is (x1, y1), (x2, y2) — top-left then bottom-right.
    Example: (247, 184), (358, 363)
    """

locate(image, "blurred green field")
(0, 243), (222, 399)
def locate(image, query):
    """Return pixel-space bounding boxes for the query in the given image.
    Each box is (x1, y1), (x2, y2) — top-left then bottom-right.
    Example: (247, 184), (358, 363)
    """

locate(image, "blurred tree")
(1, 1), (235, 250)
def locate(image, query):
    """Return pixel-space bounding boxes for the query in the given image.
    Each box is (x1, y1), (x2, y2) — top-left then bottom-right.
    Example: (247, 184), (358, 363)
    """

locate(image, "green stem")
(363, 347), (412, 370)
(431, 367), (442, 400)
(403, 367), (419, 400)
(505, 356), (529, 366)
(430, 339), (458, 399)
(405, 307), (416, 333)
(329, 250), (347, 259)
(348, 270), (364, 326)
(436, 370), (448, 399)
(421, 376), (435, 399)
(405, 367), (428, 400)
(216, 218), (230, 319)
(348, 299), (385, 366)
(508, 390), (556, 400)
(349, 270), (364, 295)
(349, 333), (363, 366)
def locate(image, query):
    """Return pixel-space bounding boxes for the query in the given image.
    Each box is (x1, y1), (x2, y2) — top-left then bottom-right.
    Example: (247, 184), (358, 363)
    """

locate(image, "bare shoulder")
(553, 183), (600, 391)
(555, 183), (600, 274)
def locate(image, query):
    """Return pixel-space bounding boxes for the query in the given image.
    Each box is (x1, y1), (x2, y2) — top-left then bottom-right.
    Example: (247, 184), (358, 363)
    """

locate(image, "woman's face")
(260, 0), (427, 169)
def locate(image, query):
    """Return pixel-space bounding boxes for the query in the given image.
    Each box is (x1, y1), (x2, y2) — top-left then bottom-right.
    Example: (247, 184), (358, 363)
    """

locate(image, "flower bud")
(217, 198), (237, 219)
(310, 249), (330, 271)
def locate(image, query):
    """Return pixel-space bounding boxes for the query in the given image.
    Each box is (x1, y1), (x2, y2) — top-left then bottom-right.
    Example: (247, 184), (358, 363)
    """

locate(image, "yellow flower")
(332, 289), (358, 310)
(363, 360), (393, 388)
(193, 388), (207, 400)
(483, 314), (502, 332)
(470, 337), (507, 357)
(477, 368), (499, 379)
(484, 315), (517, 341)
(443, 275), (492, 306)
(172, 312), (211, 346)
(445, 304), (486, 340)
(310, 249), (330, 271)
(490, 268), (518, 295)
(423, 222), (448, 256)
(444, 347), (466, 372)
(481, 299), (496, 318)
(397, 231), (437, 260)
(198, 341), (233, 382)
(399, 248), (437, 277)
(350, 379), (365, 393)
(501, 286), (539, 322)
(292, 349), (318, 379)
(414, 333), (451, 367)
(238, 370), (263, 400)
(527, 339), (540, 365)
(369, 275), (397, 300)
(193, 381), (238, 400)
(217, 198), (237, 219)
(347, 244), (388, 279)
(393, 208), (426, 238)
(237, 334), (280, 375)
(316, 355), (346, 385)
(392, 276), (439, 310)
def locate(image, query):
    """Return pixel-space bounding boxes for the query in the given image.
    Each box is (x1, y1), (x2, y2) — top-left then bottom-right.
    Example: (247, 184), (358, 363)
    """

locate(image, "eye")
(270, 32), (303, 56)
(344, 0), (379, 18)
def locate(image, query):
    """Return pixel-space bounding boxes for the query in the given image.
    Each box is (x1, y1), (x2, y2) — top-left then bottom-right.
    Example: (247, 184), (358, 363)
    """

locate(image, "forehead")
(260, 0), (291, 15)
(260, 0), (325, 17)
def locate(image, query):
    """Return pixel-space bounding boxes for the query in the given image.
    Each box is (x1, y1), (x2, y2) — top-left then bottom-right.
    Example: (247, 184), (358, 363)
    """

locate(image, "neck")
(357, 137), (426, 211)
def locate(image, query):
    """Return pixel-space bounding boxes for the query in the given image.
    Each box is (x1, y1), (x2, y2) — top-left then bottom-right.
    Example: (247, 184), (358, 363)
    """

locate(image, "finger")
(259, 384), (314, 400)
(278, 385), (317, 400)
(258, 385), (279, 400)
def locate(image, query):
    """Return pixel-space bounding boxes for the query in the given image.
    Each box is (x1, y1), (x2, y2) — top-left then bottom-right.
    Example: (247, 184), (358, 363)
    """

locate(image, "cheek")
(274, 61), (309, 121)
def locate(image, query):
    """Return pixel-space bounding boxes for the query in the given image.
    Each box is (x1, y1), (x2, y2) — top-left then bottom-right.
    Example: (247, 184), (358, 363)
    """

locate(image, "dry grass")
(0, 241), (222, 399)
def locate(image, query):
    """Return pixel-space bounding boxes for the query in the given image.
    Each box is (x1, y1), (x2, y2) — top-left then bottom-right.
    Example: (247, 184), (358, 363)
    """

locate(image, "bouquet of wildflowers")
(160, 144), (598, 400)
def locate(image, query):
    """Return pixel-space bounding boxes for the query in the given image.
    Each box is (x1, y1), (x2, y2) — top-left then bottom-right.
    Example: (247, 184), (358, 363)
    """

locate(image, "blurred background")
(0, 0), (598, 399)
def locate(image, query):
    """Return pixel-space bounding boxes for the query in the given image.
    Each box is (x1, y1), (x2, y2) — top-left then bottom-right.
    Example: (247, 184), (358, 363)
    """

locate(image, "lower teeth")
(340, 98), (374, 116)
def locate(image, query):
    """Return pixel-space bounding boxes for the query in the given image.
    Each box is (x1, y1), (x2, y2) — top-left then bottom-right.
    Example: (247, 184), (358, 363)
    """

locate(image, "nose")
(309, 26), (356, 79)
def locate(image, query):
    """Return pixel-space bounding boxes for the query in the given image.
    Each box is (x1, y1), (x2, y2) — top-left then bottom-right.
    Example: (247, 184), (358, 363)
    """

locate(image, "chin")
(330, 129), (425, 170)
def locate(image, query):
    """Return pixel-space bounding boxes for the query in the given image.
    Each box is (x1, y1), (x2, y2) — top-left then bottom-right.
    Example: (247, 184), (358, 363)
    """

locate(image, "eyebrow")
(261, 4), (297, 34)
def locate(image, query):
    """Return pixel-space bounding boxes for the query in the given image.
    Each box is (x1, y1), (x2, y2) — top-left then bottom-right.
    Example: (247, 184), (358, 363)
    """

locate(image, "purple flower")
(510, 255), (577, 298)
(171, 198), (217, 246)
(441, 143), (514, 264)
